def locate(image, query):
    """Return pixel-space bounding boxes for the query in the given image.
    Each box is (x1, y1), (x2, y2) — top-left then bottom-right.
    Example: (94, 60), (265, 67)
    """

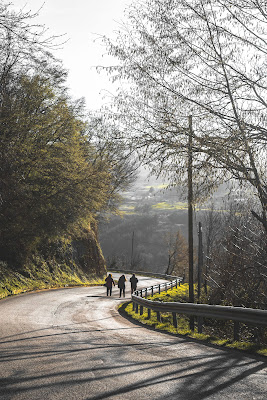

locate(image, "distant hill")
(98, 167), (243, 275)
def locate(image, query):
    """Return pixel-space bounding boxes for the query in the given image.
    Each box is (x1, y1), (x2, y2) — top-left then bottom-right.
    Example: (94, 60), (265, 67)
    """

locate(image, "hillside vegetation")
(0, 259), (104, 300)
(0, 2), (134, 292)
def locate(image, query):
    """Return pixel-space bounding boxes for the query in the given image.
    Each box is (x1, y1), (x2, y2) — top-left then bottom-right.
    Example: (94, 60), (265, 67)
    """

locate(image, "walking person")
(105, 273), (115, 296)
(118, 274), (127, 297)
(130, 273), (138, 294)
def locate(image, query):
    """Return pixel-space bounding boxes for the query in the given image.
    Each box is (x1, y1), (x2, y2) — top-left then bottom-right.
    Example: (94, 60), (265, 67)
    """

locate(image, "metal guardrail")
(132, 278), (267, 340)
(108, 268), (182, 282)
(135, 277), (184, 296)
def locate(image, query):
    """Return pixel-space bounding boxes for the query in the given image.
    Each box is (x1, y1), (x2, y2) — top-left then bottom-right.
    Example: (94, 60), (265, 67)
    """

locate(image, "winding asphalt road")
(0, 273), (266, 400)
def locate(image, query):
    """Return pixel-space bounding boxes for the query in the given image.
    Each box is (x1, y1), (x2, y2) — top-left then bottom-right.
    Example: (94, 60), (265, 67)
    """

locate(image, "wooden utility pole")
(198, 221), (203, 301)
(188, 115), (194, 330)
(130, 231), (134, 268)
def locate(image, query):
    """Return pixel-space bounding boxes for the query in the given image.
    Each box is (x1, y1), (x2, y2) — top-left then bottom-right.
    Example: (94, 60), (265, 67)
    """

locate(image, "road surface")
(0, 273), (266, 399)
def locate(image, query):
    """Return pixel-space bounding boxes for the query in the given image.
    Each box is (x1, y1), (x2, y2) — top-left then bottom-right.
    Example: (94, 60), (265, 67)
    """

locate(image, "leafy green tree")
(0, 74), (111, 264)
(0, 1), (130, 267)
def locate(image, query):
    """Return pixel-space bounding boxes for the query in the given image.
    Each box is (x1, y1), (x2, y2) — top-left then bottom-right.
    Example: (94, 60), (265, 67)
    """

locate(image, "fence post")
(147, 308), (151, 319)
(140, 290), (143, 298)
(135, 304), (139, 314)
(190, 317), (194, 332)
(157, 311), (161, 322)
(253, 327), (262, 344)
(140, 305), (143, 315)
(132, 302), (135, 311)
(234, 321), (240, 341)
(172, 312), (178, 328)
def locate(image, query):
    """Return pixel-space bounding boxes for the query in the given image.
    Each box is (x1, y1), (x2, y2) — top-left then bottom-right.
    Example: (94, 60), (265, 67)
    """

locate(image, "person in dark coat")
(118, 274), (127, 297)
(105, 273), (115, 296)
(130, 273), (138, 294)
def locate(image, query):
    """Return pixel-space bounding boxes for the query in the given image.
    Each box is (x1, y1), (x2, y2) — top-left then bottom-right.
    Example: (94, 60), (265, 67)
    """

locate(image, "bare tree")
(206, 200), (267, 308)
(0, 1), (67, 101)
(165, 230), (189, 279)
(101, 0), (267, 232)
(86, 117), (139, 212)
(202, 203), (223, 292)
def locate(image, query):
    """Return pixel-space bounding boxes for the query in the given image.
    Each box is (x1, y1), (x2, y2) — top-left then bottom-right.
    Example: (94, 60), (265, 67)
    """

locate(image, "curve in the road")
(0, 273), (266, 400)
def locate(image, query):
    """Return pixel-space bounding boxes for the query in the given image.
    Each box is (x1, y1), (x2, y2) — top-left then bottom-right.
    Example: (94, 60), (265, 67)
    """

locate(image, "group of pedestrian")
(105, 273), (138, 297)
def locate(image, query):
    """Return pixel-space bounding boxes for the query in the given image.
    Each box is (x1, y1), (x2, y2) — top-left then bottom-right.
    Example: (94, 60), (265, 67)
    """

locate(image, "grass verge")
(0, 260), (105, 300)
(118, 286), (267, 358)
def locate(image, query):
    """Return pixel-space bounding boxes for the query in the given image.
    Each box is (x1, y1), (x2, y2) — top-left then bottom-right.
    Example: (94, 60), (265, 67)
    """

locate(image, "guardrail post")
(128, 283), (267, 340)
(165, 283), (167, 292)
(253, 327), (262, 344)
(172, 312), (178, 328)
(176, 279), (178, 288)
(234, 321), (240, 341)
(145, 288), (147, 298)
(190, 316), (194, 331)
(198, 316), (203, 333)
(171, 281), (173, 290)
(151, 286), (154, 296)
(179, 280), (181, 286)
(140, 290), (143, 298)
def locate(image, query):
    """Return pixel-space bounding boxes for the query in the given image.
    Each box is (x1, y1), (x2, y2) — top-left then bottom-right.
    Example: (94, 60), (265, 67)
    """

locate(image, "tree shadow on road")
(0, 303), (266, 399)
(0, 341), (266, 400)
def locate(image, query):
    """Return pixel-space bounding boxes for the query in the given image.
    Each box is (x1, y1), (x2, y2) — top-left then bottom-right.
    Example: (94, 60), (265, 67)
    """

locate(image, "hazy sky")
(12, 0), (130, 110)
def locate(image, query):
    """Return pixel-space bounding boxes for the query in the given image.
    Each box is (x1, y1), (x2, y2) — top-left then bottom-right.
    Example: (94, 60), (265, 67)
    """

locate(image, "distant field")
(145, 184), (168, 189)
(119, 201), (228, 215)
(152, 201), (188, 210)
(119, 176), (229, 216)
(119, 201), (189, 214)
(118, 204), (136, 215)
(119, 205), (135, 210)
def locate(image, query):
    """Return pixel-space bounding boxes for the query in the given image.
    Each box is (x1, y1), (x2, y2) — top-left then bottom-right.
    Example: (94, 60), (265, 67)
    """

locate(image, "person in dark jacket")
(105, 273), (115, 296)
(118, 274), (127, 297)
(130, 273), (138, 294)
